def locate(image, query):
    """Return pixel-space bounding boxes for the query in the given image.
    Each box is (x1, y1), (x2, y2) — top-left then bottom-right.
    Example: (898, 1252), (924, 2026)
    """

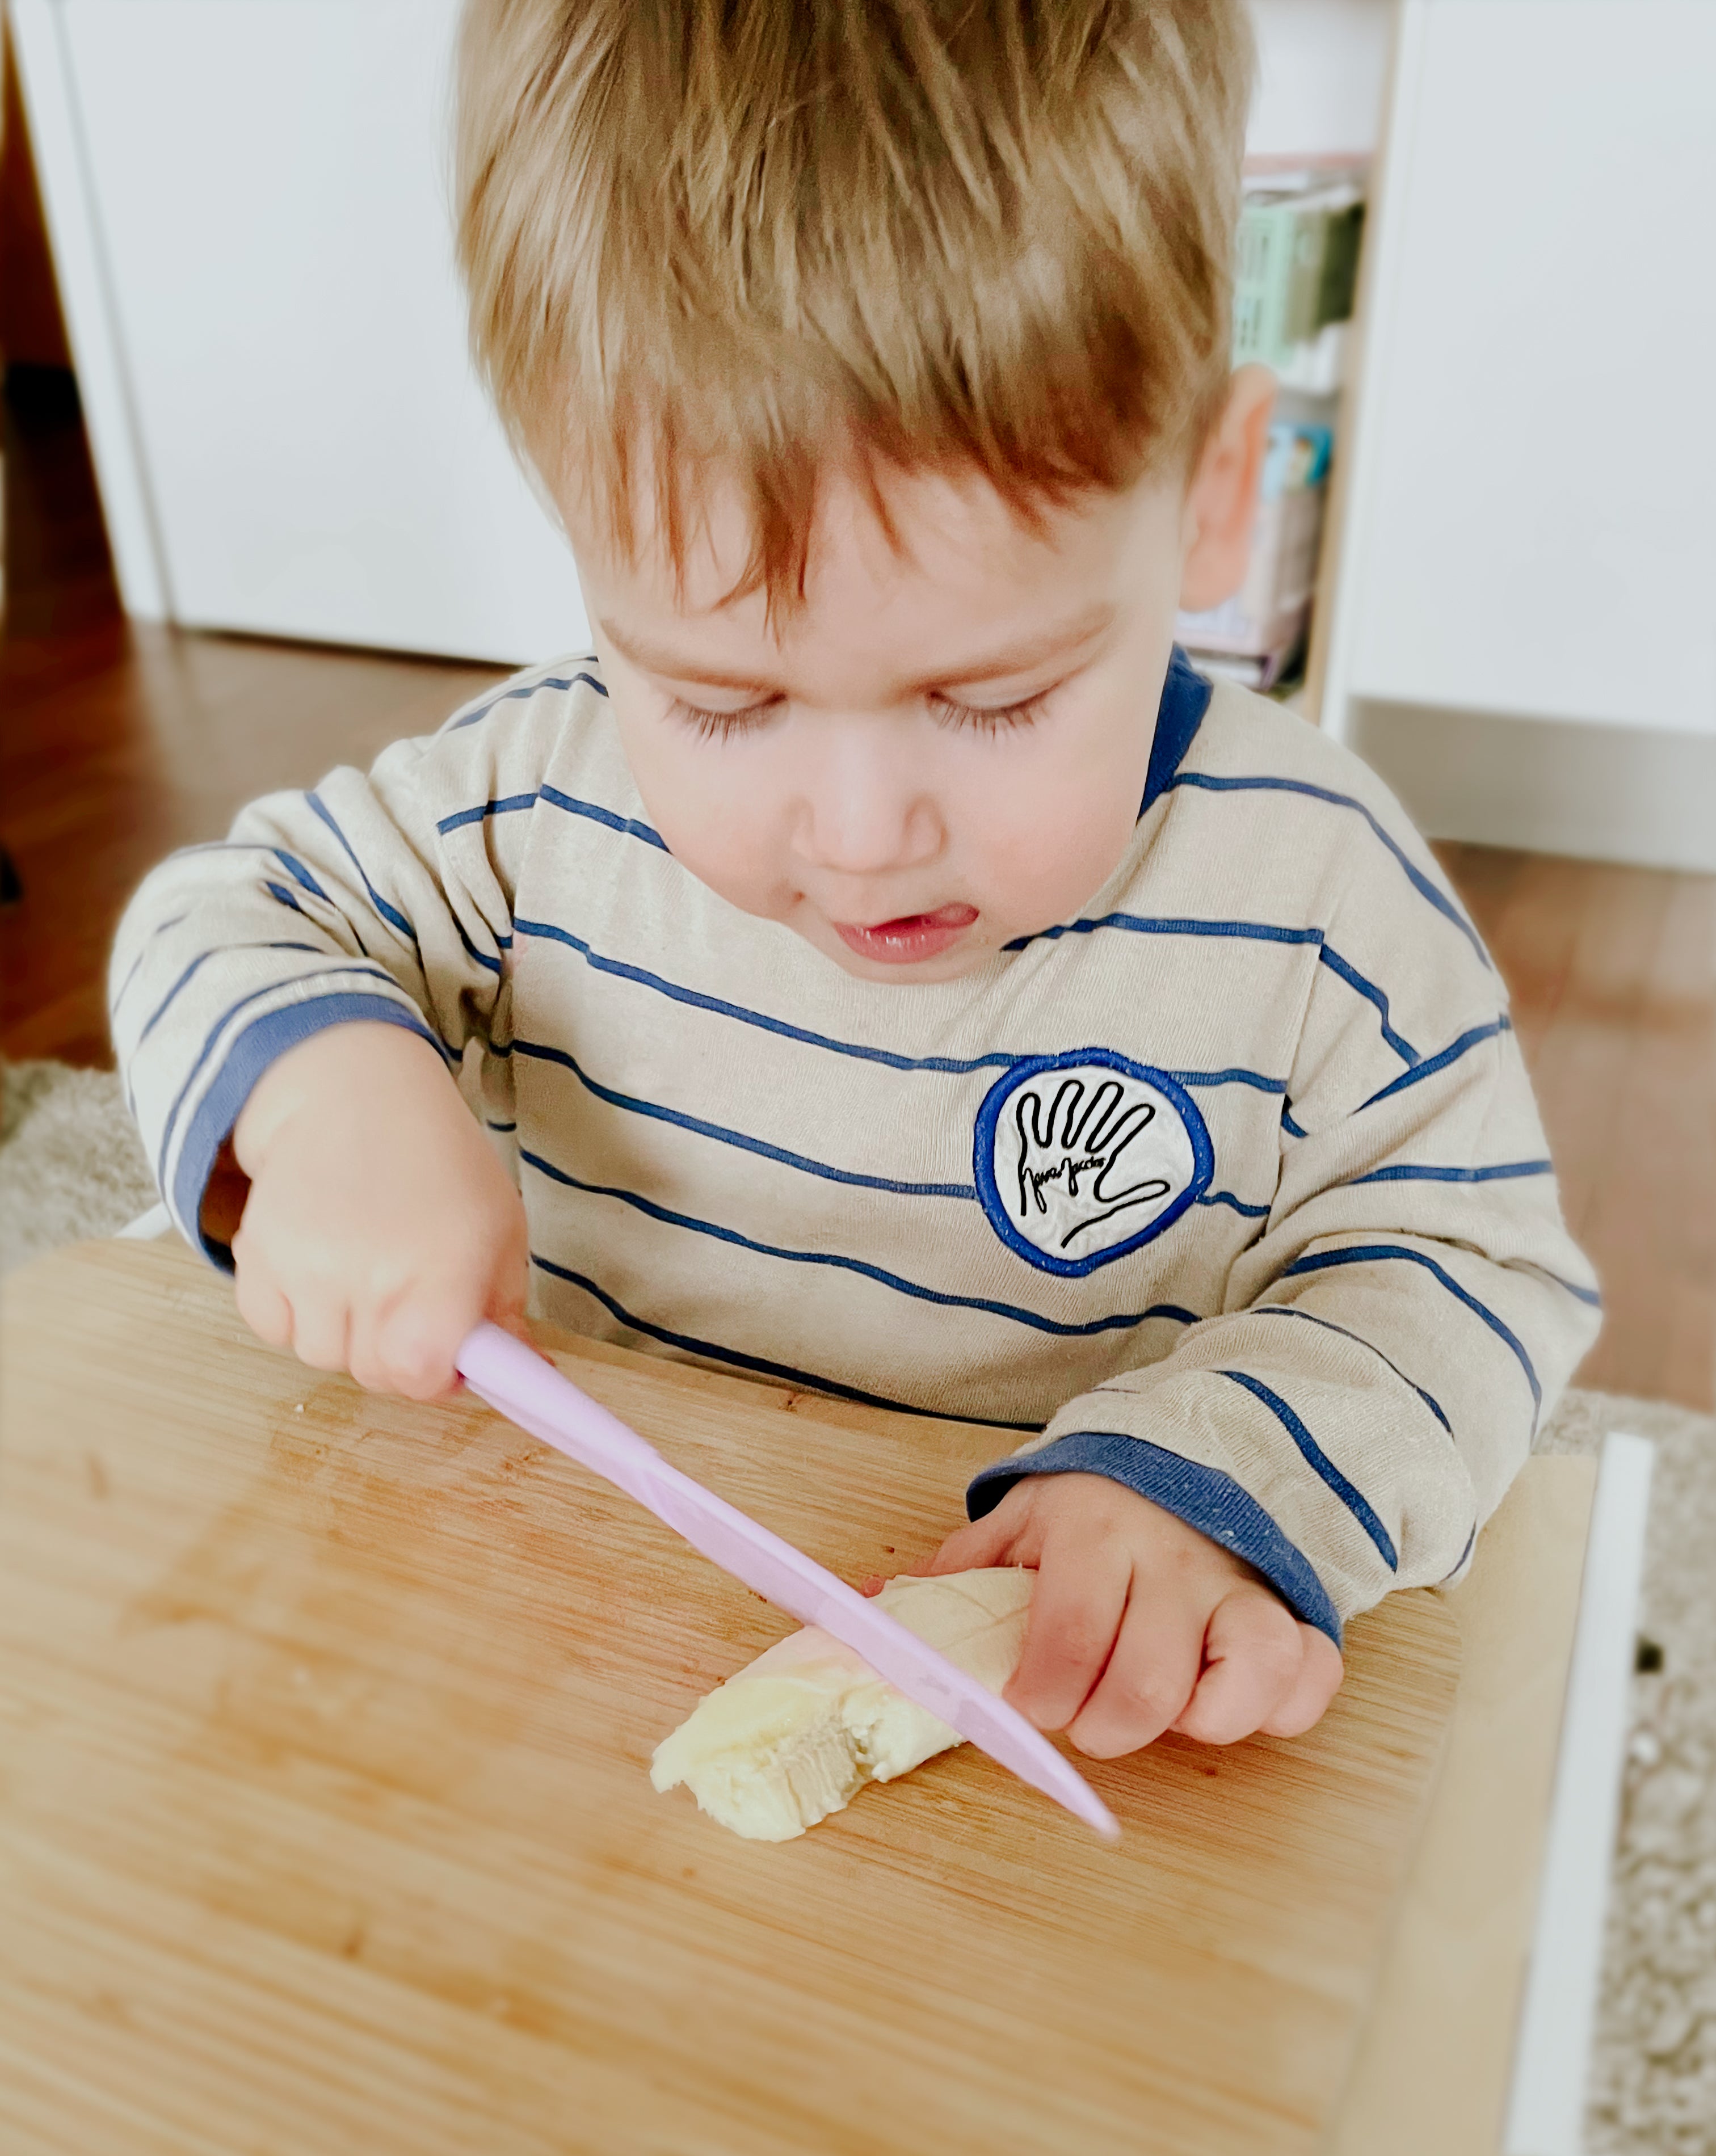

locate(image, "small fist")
(923, 1472), (1343, 1757)
(228, 1021), (531, 1399)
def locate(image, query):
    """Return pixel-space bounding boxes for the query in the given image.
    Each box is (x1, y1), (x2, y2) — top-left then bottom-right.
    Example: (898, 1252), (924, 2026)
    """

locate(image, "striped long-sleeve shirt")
(110, 650), (1600, 1645)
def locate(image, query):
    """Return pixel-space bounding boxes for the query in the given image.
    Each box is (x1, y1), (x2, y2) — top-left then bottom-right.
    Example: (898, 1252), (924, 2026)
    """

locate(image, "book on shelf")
(1233, 174), (1364, 394)
(1177, 420), (1332, 693)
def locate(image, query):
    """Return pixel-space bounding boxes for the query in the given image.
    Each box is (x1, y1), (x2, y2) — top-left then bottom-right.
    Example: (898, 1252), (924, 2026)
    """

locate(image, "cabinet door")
(1336, 0), (1716, 736)
(57, 0), (587, 663)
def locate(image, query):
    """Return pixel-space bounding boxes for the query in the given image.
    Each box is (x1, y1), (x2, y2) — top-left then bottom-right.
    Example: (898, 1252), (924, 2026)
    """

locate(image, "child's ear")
(1178, 365), (1277, 613)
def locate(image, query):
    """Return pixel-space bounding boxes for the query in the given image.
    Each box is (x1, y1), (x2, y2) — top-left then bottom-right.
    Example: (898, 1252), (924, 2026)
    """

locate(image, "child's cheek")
(620, 735), (790, 917)
(966, 759), (1139, 933)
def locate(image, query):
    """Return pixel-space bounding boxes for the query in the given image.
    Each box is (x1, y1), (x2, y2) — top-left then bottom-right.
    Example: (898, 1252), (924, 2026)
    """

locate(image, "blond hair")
(456, 0), (1254, 610)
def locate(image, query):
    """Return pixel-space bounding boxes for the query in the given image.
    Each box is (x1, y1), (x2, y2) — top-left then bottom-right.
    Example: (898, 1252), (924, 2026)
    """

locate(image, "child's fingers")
(364, 1282), (479, 1400)
(1257, 1627), (1344, 1738)
(1171, 1588), (1307, 1745)
(290, 1302), (354, 1376)
(232, 1247), (293, 1353)
(1002, 1532), (1131, 1732)
(916, 1483), (1040, 1577)
(1063, 1582), (1204, 1758)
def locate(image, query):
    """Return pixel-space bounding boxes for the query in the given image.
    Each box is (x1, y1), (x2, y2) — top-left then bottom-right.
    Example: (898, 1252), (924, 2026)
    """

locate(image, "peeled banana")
(649, 1567), (1034, 1841)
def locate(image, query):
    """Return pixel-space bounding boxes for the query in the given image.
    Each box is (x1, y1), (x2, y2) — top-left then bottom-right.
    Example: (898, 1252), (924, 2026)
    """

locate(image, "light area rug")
(2, 1056), (1711, 2154)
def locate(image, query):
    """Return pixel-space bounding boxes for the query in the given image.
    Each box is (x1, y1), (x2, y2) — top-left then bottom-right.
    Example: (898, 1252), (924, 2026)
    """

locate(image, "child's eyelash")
(667, 689), (1050, 740)
(933, 691), (1050, 734)
(668, 698), (777, 742)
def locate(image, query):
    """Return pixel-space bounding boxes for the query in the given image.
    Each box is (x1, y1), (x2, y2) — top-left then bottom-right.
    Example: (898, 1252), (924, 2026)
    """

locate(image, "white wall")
(16, 0), (589, 663)
(1247, 0), (1393, 161)
(1326, 0), (1716, 746)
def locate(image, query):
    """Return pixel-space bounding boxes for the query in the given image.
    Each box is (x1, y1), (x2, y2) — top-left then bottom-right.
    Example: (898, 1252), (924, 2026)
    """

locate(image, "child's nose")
(797, 736), (942, 875)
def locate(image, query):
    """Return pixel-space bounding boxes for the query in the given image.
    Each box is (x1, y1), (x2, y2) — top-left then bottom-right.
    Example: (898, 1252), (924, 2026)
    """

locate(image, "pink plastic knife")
(455, 1323), (1119, 1839)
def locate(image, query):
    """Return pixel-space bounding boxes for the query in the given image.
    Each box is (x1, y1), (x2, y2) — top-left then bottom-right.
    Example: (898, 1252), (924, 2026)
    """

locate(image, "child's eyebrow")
(599, 602), (1116, 696)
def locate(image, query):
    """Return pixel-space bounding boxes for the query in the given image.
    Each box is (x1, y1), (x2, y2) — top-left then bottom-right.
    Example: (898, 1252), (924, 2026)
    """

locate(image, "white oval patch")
(973, 1051), (1213, 1276)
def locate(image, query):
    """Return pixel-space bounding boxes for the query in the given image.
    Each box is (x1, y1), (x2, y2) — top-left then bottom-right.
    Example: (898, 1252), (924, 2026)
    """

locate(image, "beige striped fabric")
(110, 655), (1599, 1643)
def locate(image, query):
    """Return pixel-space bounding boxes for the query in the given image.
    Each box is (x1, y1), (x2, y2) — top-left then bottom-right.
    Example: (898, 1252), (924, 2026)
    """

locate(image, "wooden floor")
(3, 367), (1712, 1410)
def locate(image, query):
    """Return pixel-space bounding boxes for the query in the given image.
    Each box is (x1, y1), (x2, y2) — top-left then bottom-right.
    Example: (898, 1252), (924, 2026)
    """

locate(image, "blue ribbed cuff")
(170, 992), (446, 1269)
(966, 1429), (1343, 1646)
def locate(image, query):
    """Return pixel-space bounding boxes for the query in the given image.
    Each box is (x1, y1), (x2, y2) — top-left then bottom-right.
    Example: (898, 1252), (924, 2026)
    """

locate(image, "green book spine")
(1232, 198), (1297, 367)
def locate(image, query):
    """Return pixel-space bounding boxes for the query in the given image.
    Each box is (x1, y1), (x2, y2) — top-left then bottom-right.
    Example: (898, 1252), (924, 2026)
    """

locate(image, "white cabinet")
(13, 0), (588, 662)
(1324, 0), (1716, 741)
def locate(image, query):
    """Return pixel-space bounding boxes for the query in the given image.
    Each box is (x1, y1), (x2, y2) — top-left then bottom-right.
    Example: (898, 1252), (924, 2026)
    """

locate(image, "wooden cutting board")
(0, 1239), (1460, 2156)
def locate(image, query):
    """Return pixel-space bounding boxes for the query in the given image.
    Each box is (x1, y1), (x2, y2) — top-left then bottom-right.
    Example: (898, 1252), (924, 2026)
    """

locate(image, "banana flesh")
(650, 1567), (1034, 1841)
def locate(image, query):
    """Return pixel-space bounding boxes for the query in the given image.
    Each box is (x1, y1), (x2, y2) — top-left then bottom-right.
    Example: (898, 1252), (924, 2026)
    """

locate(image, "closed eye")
(666, 694), (783, 743)
(932, 689), (1052, 734)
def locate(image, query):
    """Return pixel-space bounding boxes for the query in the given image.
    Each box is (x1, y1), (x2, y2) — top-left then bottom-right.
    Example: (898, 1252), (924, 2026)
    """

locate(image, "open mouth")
(832, 904), (979, 964)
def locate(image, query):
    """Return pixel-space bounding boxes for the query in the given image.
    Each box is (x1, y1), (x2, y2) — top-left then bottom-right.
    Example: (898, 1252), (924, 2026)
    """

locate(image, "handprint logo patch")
(973, 1050), (1213, 1275)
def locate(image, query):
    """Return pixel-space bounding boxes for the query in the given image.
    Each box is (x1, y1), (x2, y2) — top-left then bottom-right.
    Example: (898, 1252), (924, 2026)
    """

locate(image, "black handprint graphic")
(1012, 1077), (1172, 1249)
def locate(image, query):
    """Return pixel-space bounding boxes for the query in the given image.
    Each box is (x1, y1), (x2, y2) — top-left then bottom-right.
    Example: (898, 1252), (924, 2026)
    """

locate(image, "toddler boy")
(112, 0), (1599, 1762)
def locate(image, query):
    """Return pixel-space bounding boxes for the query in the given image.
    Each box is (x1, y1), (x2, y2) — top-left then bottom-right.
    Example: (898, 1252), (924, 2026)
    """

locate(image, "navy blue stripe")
(538, 786), (668, 852)
(1354, 1159), (1553, 1186)
(304, 792), (418, 947)
(531, 1253), (1037, 1430)
(966, 1430), (1342, 1645)
(507, 1037), (982, 1198)
(264, 882), (370, 956)
(135, 936), (322, 1044)
(1197, 1190), (1272, 1219)
(446, 666), (607, 731)
(512, 921), (1020, 1074)
(436, 791), (537, 835)
(171, 993), (443, 1260)
(155, 966), (436, 1189)
(435, 787), (670, 854)
(512, 919), (1288, 1095)
(272, 849), (329, 902)
(1362, 1019), (1511, 1110)
(110, 912), (187, 1019)
(1281, 1106), (1308, 1139)
(485, 1119), (518, 1133)
(1282, 1243), (1542, 1414)
(520, 1146), (1199, 1341)
(1175, 1066), (1286, 1096)
(1164, 771), (1491, 967)
(1251, 1304), (1453, 1435)
(1004, 909), (1414, 1064)
(1005, 912), (1324, 954)
(138, 949), (213, 1044)
(1219, 1369), (1398, 1570)
(1440, 1523), (1478, 1585)
(449, 908), (503, 978)
(1532, 1267), (1604, 1310)
(1316, 945), (1419, 1064)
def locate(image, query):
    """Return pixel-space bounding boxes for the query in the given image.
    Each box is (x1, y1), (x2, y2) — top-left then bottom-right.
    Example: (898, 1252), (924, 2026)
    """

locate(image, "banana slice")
(650, 1567), (1034, 1841)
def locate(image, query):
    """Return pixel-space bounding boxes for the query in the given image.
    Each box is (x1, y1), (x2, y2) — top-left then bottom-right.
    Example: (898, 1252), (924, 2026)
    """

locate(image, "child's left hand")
(921, 1472), (1344, 1758)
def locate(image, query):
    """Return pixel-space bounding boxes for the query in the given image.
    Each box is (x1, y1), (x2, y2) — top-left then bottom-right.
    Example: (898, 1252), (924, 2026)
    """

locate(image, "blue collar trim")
(1139, 645), (1213, 816)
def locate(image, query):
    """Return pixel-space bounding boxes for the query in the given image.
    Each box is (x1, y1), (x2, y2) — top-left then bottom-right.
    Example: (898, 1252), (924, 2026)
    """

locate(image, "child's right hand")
(227, 1021), (530, 1399)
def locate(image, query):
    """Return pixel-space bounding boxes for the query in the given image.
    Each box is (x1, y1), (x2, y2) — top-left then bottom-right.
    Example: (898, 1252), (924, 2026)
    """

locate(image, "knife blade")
(455, 1322), (1120, 1840)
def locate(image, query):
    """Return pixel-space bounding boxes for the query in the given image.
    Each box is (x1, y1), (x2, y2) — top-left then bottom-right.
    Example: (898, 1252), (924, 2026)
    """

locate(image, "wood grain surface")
(0, 1239), (1460, 2156)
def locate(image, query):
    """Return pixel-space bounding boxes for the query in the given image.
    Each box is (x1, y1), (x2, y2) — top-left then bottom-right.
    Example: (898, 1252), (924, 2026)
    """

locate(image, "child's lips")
(832, 904), (979, 964)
